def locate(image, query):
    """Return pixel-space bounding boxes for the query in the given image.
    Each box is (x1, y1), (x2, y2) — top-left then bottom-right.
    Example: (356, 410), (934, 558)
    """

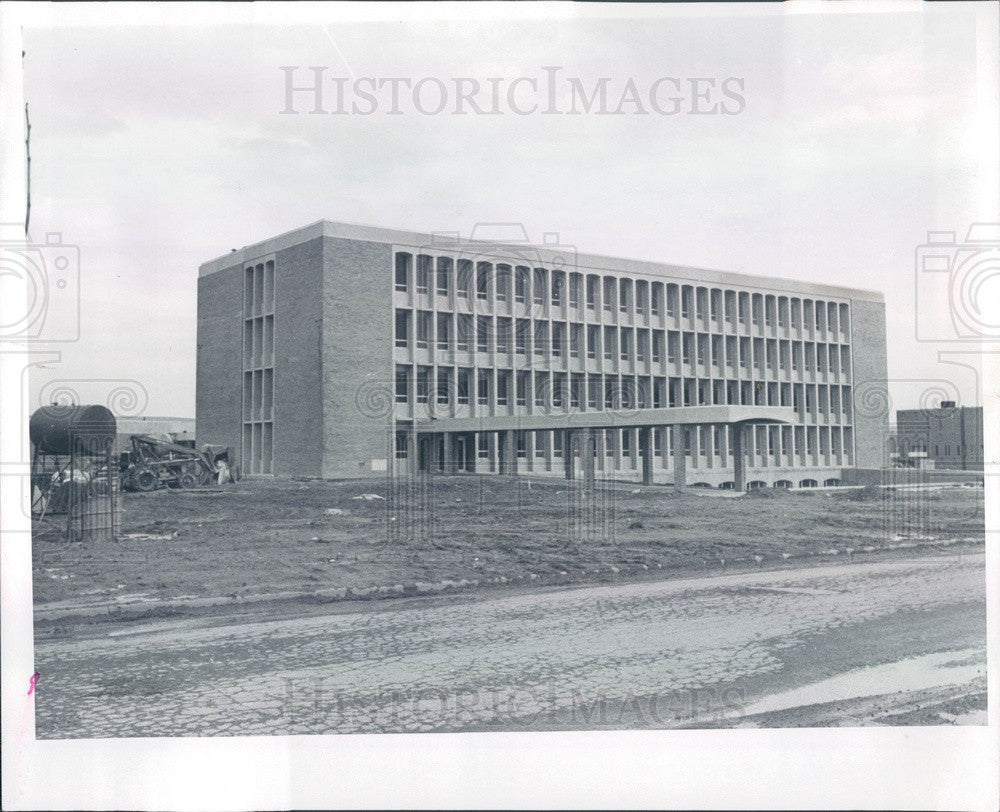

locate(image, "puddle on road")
(734, 647), (986, 719)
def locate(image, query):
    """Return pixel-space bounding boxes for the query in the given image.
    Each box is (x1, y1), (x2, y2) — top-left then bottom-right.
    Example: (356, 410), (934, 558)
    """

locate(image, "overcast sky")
(20, 6), (999, 419)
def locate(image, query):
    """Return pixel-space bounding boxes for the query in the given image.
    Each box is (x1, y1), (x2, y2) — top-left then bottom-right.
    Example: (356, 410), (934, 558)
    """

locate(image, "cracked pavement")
(33, 553), (986, 737)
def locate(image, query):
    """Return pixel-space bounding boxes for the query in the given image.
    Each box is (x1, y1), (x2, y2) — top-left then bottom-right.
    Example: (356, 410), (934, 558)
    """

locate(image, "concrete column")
(564, 429), (575, 479)
(640, 426), (653, 485)
(733, 423), (746, 492)
(583, 429), (596, 486)
(500, 429), (517, 476)
(672, 424), (686, 491)
(408, 425), (418, 476)
(442, 432), (452, 474)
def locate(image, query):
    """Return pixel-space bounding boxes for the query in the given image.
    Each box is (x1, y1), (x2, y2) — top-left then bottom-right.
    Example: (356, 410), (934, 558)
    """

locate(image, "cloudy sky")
(19, 4), (999, 418)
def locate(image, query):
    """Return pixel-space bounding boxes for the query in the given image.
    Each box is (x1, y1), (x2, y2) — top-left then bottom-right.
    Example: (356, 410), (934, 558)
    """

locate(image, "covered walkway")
(400, 405), (796, 491)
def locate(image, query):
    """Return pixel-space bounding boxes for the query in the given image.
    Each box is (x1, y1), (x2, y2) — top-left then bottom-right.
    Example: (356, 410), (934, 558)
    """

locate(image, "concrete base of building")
(410, 462), (852, 490)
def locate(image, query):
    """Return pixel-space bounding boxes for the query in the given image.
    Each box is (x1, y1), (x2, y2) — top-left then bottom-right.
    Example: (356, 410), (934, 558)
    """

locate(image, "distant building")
(893, 402), (984, 470)
(196, 221), (888, 488)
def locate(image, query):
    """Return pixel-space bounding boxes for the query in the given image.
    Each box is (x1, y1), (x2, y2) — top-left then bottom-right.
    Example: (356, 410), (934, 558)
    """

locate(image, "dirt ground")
(31, 475), (985, 610)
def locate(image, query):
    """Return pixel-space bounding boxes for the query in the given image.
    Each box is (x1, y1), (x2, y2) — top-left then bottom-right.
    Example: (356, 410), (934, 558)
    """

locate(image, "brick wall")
(273, 237), (325, 476)
(196, 265), (243, 464)
(849, 297), (889, 469)
(320, 236), (394, 478)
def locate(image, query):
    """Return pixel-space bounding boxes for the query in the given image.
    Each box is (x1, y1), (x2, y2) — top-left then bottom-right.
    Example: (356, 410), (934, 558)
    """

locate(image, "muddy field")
(31, 475), (985, 610)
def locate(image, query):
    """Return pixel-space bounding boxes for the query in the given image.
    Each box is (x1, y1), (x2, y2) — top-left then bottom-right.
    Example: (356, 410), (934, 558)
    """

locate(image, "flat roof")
(200, 219), (884, 302)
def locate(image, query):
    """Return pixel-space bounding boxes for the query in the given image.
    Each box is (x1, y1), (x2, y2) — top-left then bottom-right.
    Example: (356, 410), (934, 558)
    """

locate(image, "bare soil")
(31, 475), (985, 610)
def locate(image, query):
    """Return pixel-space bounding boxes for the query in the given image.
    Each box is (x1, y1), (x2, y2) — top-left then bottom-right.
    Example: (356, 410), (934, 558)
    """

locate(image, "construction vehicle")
(121, 434), (217, 491)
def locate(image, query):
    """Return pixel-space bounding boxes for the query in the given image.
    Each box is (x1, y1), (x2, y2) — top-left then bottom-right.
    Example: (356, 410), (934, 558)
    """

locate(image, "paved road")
(33, 553), (986, 737)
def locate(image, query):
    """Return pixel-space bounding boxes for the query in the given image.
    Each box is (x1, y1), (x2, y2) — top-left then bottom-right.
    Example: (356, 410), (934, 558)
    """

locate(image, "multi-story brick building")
(196, 221), (888, 488)
(894, 403), (984, 471)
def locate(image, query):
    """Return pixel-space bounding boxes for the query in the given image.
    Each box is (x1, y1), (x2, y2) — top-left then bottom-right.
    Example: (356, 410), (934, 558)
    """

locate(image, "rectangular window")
(416, 311), (432, 349)
(620, 328), (632, 361)
(515, 319), (528, 354)
(534, 430), (546, 458)
(586, 276), (598, 309)
(416, 366), (431, 404)
(552, 323), (565, 357)
(552, 375), (565, 408)
(395, 253), (411, 292)
(476, 263), (490, 301)
(477, 316), (490, 353)
(478, 433), (489, 459)
(570, 375), (582, 408)
(551, 272), (563, 307)
(588, 376), (600, 409)
(570, 324), (582, 358)
(394, 430), (409, 460)
(535, 373), (547, 407)
(516, 431), (527, 459)
(516, 371), (528, 406)
(496, 317), (511, 354)
(456, 314), (472, 351)
(437, 368), (451, 405)
(495, 265), (511, 303)
(515, 267), (528, 303)
(436, 313), (451, 351)
(652, 332), (663, 364)
(457, 368), (471, 405)
(477, 370), (490, 406)
(457, 259), (472, 299)
(496, 371), (510, 406)
(534, 322), (548, 357)
(604, 327), (615, 361)
(394, 309), (410, 348)
(587, 325), (598, 359)
(553, 430), (563, 458)
(603, 278), (615, 312)
(436, 257), (451, 296)
(395, 365), (409, 403)
(416, 255), (431, 294)
(533, 269), (546, 306)
(569, 275), (580, 308)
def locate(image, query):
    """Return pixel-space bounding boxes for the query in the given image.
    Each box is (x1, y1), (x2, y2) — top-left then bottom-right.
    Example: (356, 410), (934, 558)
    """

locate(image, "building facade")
(894, 403), (984, 471)
(197, 221), (888, 487)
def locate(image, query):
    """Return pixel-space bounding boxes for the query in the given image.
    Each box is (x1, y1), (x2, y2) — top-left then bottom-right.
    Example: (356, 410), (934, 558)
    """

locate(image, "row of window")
(394, 252), (851, 333)
(395, 309), (852, 375)
(242, 260), (276, 477)
(394, 365), (852, 418)
(395, 424), (853, 461)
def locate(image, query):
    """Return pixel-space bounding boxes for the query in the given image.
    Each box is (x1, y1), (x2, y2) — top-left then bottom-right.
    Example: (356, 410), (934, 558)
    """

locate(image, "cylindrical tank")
(30, 404), (117, 456)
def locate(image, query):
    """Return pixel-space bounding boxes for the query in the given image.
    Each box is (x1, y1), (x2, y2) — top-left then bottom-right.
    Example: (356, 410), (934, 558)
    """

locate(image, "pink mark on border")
(27, 672), (40, 696)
